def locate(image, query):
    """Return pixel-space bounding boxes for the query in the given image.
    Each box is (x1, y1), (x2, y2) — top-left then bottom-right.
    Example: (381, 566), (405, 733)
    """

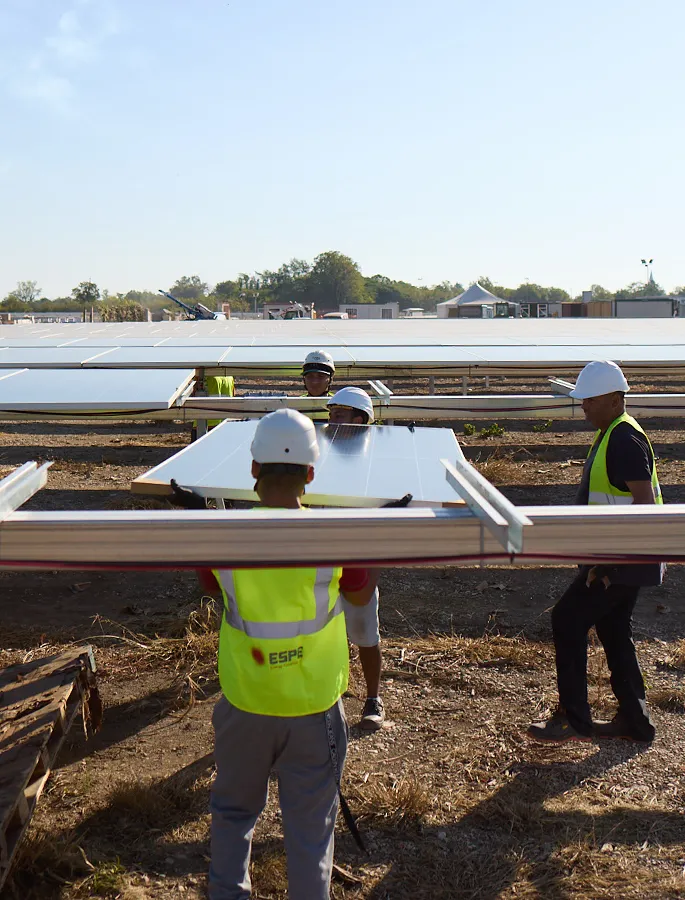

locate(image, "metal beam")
(0, 462), (51, 521)
(180, 393), (685, 422)
(0, 504), (684, 569)
(441, 459), (531, 554)
(3, 391), (685, 423)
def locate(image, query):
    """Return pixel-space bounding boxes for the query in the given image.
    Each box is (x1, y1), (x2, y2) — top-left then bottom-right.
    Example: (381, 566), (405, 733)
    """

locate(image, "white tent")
(437, 283), (506, 318)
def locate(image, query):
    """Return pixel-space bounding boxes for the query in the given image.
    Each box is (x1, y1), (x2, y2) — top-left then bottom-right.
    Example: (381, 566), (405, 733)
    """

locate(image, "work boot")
(527, 712), (592, 744)
(593, 713), (655, 744)
(360, 697), (385, 732)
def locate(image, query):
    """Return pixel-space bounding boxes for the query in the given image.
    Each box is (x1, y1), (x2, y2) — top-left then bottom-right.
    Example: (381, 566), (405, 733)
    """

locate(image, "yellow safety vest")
(207, 375), (235, 429)
(301, 390), (333, 422)
(212, 563), (349, 716)
(587, 413), (662, 506)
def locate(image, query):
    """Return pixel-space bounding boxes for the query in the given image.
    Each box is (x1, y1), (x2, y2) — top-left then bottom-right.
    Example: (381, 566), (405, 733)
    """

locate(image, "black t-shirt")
(576, 422), (654, 505)
(576, 421), (662, 587)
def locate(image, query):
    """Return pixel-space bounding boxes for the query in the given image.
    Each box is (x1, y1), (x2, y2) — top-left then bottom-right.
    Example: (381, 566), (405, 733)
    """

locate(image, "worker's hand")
(586, 566), (611, 589)
(170, 479), (207, 510)
(382, 493), (413, 508)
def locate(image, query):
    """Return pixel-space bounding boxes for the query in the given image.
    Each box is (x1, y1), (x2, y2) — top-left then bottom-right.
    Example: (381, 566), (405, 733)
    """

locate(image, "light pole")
(641, 258), (654, 287)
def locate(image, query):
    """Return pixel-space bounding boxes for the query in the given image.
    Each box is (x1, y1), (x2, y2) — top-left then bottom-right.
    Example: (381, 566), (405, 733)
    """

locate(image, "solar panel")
(0, 369), (27, 383)
(81, 347), (230, 367)
(0, 368), (195, 412)
(133, 420), (466, 507)
(0, 348), (117, 368)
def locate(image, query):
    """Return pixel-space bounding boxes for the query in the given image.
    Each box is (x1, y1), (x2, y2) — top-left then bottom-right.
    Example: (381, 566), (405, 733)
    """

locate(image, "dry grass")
(6, 833), (124, 899)
(474, 450), (526, 486)
(650, 687), (685, 713)
(385, 635), (549, 674)
(106, 768), (212, 835)
(355, 776), (433, 827)
(661, 638), (685, 670)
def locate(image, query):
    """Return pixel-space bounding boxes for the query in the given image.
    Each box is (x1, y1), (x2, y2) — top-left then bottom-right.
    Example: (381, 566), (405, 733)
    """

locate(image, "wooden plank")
(0, 647), (100, 892)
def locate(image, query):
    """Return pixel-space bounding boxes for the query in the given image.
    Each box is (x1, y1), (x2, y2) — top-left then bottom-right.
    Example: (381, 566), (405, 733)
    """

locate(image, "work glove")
(170, 478), (208, 510)
(382, 493), (413, 508)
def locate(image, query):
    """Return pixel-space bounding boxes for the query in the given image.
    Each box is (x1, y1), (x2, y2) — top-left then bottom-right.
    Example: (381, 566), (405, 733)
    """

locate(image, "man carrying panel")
(528, 360), (661, 745)
(201, 409), (379, 899)
(327, 387), (385, 732)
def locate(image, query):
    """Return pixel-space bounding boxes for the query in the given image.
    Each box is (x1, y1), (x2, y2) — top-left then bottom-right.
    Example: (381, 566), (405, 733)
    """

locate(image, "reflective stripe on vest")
(214, 567), (343, 639)
(587, 412), (662, 506)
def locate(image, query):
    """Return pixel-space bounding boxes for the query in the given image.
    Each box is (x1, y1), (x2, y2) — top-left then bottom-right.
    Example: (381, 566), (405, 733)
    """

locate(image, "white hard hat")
(569, 360), (630, 400)
(303, 349), (335, 376)
(327, 387), (375, 423)
(251, 409), (319, 465)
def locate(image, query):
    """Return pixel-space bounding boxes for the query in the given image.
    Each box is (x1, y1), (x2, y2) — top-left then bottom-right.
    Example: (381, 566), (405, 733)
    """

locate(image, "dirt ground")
(1, 403), (685, 899)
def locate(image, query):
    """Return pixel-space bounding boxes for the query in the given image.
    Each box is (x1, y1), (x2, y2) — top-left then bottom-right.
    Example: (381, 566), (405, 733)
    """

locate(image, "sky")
(1, 0), (684, 299)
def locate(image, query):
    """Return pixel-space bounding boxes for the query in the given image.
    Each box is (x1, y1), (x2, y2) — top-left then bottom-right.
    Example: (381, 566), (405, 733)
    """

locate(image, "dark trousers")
(552, 573), (655, 741)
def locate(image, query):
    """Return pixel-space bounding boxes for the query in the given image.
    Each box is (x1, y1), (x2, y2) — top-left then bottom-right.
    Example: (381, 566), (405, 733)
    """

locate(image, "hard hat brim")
(569, 385), (630, 400)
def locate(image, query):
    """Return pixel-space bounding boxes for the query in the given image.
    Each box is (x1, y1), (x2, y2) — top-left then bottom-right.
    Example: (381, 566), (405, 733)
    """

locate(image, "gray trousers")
(209, 695), (348, 900)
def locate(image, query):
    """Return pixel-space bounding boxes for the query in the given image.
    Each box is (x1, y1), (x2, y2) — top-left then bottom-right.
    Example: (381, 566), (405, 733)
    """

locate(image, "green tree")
(615, 280), (666, 298)
(11, 280), (41, 303)
(260, 259), (312, 305)
(0, 295), (30, 312)
(71, 281), (100, 305)
(306, 251), (369, 309)
(476, 276), (511, 299)
(100, 300), (147, 322)
(169, 275), (209, 300)
(233, 273), (263, 313)
(589, 284), (614, 300)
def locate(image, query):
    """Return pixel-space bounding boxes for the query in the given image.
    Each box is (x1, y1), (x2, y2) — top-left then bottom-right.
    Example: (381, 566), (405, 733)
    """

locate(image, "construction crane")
(159, 290), (227, 321)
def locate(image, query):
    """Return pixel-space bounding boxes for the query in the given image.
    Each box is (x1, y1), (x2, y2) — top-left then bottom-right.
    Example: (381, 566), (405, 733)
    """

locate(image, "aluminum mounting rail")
(441, 458), (531, 554)
(1, 504), (685, 569)
(0, 462), (51, 521)
(179, 393), (685, 422)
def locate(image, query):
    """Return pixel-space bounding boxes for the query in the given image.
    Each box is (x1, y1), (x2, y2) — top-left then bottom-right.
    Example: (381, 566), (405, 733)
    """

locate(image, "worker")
(326, 387), (385, 730)
(528, 360), (662, 745)
(301, 350), (335, 421)
(202, 409), (379, 899)
(191, 374), (235, 440)
(327, 386), (374, 426)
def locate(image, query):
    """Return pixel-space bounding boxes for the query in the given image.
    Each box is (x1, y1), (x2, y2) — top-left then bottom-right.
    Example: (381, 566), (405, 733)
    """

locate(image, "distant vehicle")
(159, 289), (227, 321)
(401, 308), (426, 318)
(322, 312), (349, 319)
(264, 302), (313, 320)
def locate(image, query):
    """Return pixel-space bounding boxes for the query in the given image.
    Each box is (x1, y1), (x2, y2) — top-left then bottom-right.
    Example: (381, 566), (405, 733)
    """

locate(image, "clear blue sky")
(1, 0), (684, 299)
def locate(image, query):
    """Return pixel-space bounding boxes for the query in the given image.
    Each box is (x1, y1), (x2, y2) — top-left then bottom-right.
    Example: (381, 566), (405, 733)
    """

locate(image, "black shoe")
(360, 697), (385, 732)
(593, 714), (654, 744)
(527, 713), (593, 744)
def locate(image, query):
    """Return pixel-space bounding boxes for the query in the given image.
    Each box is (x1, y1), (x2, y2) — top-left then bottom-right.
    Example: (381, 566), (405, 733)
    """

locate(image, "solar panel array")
(1, 319), (684, 375)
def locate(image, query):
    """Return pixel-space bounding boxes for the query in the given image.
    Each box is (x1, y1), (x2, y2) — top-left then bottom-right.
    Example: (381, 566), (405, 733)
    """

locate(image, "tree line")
(2, 250), (683, 319)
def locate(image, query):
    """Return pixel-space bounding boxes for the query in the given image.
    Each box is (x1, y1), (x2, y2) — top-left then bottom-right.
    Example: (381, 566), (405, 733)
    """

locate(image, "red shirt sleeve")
(197, 569), (221, 593)
(339, 567), (370, 592)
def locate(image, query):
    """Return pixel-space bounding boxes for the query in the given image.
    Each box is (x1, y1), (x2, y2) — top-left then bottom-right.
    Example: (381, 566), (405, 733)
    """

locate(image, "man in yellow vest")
(202, 409), (379, 899)
(327, 387), (385, 731)
(528, 360), (661, 745)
